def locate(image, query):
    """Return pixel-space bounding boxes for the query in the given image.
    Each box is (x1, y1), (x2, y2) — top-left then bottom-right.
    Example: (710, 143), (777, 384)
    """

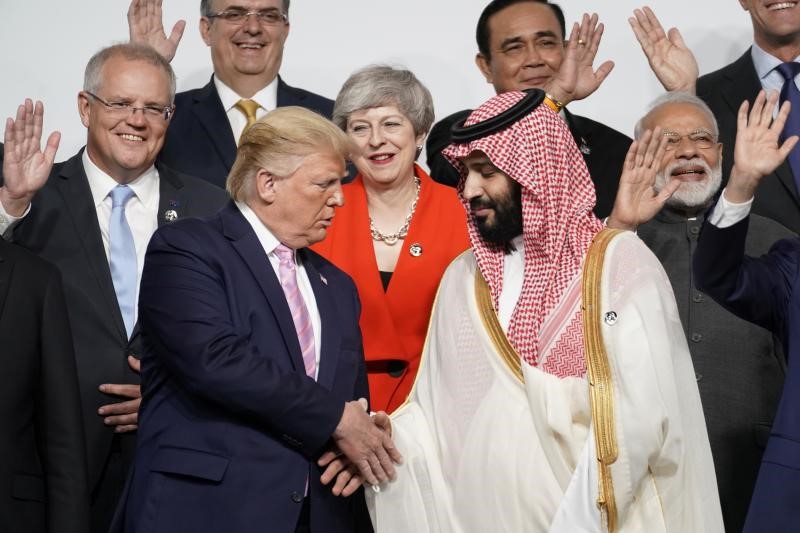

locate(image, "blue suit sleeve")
(694, 216), (799, 343)
(139, 226), (344, 457)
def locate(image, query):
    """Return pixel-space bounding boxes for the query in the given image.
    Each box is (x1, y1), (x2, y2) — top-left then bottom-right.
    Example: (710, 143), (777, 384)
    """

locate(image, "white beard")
(654, 157), (723, 210)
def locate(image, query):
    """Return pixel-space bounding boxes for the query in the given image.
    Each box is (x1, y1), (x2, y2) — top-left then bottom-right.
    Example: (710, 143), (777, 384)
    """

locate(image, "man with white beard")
(635, 91), (795, 532)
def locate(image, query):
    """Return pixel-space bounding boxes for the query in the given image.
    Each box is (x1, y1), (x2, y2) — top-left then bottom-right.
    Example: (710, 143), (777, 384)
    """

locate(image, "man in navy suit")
(117, 107), (400, 533)
(0, 44), (228, 532)
(694, 90), (800, 532)
(128, 0), (335, 187)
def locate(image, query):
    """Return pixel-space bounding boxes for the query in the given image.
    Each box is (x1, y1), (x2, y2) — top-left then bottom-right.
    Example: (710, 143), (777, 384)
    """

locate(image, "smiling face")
(740, 0), (800, 54)
(643, 102), (723, 211)
(78, 56), (172, 184)
(476, 2), (565, 94)
(461, 151), (523, 244)
(346, 105), (425, 188)
(200, 0), (289, 95)
(257, 151), (347, 248)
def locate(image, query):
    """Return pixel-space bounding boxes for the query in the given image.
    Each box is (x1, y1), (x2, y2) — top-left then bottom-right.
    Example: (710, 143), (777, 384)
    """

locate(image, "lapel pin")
(319, 274), (328, 286)
(409, 243), (423, 257)
(579, 138), (591, 155)
(164, 209), (178, 223)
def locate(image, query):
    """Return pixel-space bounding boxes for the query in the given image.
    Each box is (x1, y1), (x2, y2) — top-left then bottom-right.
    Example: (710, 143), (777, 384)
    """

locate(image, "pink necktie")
(274, 244), (317, 379)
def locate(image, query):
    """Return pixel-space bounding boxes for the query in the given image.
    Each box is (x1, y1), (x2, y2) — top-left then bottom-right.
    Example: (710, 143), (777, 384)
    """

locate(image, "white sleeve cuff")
(0, 200), (31, 237)
(707, 189), (753, 228)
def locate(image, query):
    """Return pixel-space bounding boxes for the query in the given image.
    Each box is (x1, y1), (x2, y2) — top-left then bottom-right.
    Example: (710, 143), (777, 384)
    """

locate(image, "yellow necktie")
(234, 99), (260, 142)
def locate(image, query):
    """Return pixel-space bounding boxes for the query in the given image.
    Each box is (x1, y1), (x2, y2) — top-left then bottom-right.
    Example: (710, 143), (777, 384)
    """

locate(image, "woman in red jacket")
(312, 66), (469, 413)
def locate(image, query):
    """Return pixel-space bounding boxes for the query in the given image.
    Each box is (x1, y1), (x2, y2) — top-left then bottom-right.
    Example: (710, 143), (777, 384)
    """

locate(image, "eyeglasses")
(206, 8), (288, 25)
(85, 92), (174, 121)
(662, 130), (717, 151)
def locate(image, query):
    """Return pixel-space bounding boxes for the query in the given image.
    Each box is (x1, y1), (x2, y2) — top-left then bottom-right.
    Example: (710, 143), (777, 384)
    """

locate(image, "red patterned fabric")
(442, 91), (604, 378)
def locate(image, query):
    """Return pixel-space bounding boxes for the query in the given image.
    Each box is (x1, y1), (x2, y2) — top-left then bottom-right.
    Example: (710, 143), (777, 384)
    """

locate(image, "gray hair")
(201, 0), (290, 17)
(634, 91), (719, 140)
(84, 43), (176, 102)
(333, 65), (435, 137)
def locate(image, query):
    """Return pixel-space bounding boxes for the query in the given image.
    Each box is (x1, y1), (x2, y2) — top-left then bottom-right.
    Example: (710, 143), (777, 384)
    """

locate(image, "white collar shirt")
(498, 234), (525, 332)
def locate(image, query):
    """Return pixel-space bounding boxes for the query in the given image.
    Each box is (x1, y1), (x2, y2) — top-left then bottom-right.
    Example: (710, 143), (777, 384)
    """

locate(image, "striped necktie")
(274, 244), (317, 379)
(777, 62), (800, 191)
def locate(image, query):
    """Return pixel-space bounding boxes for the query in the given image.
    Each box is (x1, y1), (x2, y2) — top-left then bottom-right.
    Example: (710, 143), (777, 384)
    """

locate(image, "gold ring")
(577, 39), (586, 46)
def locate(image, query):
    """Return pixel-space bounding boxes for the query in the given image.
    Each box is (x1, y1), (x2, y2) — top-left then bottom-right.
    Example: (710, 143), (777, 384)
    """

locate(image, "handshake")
(319, 398), (401, 497)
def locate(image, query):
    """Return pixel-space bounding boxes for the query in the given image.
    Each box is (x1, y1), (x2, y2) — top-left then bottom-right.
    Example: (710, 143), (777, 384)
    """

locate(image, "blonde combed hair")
(226, 107), (354, 201)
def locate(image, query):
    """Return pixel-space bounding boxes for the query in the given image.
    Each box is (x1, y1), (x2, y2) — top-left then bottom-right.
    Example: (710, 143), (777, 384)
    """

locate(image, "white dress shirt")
(83, 151), (160, 323)
(235, 201), (322, 377)
(214, 76), (277, 141)
(498, 235), (525, 331)
(708, 189), (755, 228)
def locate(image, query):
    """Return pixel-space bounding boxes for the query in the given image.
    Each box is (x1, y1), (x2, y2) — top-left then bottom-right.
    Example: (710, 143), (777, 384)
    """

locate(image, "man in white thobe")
(366, 89), (723, 533)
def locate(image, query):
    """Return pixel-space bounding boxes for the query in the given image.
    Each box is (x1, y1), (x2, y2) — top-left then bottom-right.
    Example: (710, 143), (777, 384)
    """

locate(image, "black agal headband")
(450, 89), (545, 144)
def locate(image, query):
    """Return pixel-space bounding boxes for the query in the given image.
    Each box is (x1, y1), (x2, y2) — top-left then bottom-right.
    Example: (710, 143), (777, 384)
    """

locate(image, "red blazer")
(313, 165), (469, 412)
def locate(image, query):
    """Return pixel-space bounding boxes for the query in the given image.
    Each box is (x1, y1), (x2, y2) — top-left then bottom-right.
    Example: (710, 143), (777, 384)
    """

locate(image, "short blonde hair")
(226, 107), (354, 201)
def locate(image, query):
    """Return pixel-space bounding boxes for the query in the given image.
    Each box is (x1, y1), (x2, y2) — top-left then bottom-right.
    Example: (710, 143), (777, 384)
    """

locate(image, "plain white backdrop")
(0, 1), (753, 163)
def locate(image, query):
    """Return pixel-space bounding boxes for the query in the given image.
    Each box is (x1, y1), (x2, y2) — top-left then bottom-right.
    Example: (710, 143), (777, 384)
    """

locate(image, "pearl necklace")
(369, 176), (421, 245)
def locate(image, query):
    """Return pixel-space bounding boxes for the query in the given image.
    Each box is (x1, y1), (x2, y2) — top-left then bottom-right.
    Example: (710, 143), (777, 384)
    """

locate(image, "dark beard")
(470, 179), (523, 248)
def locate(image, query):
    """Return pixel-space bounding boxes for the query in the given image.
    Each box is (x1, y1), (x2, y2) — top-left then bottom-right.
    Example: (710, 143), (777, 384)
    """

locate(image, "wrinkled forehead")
(210, 0), (284, 11)
(645, 102), (715, 134)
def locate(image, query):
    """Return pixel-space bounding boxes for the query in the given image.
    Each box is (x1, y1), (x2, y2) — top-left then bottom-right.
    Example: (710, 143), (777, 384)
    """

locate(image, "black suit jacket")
(697, 50), (800, 233)
(159, 76), (335, 188)
(10, 150), (228, 497)
(425, 107), (631, 218)
(0, 240), (90, 533)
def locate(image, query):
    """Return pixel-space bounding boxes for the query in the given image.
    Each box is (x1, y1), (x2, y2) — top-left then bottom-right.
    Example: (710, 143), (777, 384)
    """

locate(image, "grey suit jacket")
(638, 208), (795, 532)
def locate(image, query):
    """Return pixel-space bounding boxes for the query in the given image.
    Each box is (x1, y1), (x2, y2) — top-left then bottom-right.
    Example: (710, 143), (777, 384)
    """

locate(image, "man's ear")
(255, 168), (278, 204)
(475, 53), (494, 84)
(78, 92), (91, 128)
(199, 17), (212, 47)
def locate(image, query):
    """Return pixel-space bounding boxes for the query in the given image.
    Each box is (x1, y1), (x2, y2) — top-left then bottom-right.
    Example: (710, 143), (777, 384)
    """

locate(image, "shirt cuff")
(707, 188), (753, 228)
(0, 200), (30, 237)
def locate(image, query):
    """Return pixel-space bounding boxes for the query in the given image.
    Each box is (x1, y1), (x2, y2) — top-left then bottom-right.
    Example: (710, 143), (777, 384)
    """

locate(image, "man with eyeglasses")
(626, 91), (794, 533)
(0, 43), (227, 533)
(128, 0), (335, 188)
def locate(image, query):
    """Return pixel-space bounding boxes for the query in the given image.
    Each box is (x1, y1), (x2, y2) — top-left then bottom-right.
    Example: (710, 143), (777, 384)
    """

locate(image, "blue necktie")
(109, 185), (137, 338)
(776, 62), (800, 191)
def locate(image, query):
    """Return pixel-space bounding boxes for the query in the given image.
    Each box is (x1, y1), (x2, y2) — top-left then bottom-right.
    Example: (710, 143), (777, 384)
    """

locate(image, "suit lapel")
(276, 76), (305, 107)
(0, 245), (11, 322)
(563, 109), (591, 156)
(55, 153), (128, 341)
(301, 250), (340, 390)
(721, 50), (800, 202)
(221, 203), (305, 372)
(192, 78), (238, 172)
(156, 163), (188, 228)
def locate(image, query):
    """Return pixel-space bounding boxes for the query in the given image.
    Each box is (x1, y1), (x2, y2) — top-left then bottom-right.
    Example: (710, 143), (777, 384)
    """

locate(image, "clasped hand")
(319, 400), (399, 497)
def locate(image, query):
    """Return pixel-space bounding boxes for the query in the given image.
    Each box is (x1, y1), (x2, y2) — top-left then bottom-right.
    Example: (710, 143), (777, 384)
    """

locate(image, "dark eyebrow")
(498, 30), (559, 49)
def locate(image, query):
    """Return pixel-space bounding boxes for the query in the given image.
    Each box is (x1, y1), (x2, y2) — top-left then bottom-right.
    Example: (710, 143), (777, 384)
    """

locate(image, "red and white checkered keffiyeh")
(442, 91), (604, 378)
